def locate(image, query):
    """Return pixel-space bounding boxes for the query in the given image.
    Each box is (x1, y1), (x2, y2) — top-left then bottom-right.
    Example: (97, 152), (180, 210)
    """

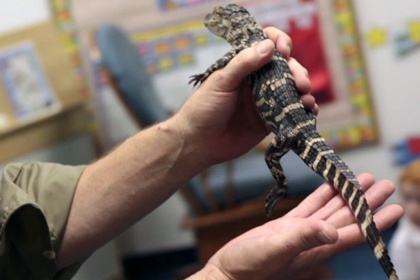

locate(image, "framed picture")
(0, 42), (60, 121)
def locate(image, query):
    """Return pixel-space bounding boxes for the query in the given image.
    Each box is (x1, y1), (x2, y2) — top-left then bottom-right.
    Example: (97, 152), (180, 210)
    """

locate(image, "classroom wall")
(340, 0), (420, 192)
(1, 0), (420, 279)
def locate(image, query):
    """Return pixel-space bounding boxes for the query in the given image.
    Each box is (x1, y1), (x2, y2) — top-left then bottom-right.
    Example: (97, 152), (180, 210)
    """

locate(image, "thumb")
(241, 219), (338, 278)
(210, 39), (275, 91)
(280, 219), (338, 259)
(273, 219), (338, 261)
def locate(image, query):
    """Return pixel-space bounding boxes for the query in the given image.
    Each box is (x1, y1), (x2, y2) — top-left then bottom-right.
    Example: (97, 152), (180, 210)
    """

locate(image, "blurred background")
(0, 0), (419, 279)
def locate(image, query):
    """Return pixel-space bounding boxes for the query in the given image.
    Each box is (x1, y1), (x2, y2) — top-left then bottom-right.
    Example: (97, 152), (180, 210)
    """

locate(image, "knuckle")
(213, 70), (226, 81)
(212, 69), (231, 87)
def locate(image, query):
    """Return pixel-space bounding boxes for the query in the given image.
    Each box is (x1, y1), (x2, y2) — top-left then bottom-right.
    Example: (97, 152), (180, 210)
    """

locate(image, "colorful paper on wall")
(365, 19), (420, 56)
(367, 27), (388, 48)
(392, 136), (420, 166)
(49, 0), (89, 96)
(131, 20), (219, 74)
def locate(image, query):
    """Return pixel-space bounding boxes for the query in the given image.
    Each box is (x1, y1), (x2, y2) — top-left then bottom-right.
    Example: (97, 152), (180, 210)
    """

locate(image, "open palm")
(203, 173), (403, 280)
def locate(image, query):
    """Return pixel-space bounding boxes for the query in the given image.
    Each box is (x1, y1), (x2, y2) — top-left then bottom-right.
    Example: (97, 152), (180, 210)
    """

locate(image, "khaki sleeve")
(0, 162), (87, 280)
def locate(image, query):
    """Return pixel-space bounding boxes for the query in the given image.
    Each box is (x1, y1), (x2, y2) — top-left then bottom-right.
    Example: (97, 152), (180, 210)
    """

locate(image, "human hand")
(190, 173), (403, 280)
(175, 27), (315, 166)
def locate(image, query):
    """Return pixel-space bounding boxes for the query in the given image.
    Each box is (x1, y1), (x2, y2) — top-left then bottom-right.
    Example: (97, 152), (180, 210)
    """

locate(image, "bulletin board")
(0, 22), (88, 162)
(77, 0), (378, 151)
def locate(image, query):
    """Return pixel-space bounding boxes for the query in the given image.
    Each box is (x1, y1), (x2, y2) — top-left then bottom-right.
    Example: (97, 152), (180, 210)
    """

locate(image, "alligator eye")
(203, 13), (228, 38)
(206, 24), (221, 36)
(204, 15), (219, 28)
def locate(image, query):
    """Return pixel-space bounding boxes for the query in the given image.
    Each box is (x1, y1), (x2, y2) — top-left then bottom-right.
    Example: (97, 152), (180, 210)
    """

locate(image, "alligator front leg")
(189, 47), (244, 87)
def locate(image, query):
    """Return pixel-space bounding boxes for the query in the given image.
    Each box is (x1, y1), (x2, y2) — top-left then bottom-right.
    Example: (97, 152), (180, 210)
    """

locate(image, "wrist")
(155, 114), (211, 182)
(187, 264), (230, 280)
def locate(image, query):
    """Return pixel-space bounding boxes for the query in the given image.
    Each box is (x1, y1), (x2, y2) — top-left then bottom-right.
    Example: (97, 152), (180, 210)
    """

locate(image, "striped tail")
(297, 133), (398, 280)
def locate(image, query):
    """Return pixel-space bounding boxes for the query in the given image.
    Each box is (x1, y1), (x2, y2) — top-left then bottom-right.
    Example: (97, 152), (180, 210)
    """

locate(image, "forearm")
(57, 115), (207, 268)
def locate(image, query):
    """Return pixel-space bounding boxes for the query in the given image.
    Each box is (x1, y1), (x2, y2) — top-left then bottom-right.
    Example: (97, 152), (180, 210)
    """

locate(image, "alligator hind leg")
(264, 134), (291, 217)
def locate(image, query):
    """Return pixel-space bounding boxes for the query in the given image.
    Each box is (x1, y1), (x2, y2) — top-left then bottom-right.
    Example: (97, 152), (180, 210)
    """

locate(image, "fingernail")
(287, 43), (292, 54)
(257, 40), (269, 54)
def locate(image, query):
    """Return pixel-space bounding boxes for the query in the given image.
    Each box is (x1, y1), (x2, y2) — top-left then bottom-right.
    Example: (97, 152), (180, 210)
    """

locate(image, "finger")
(285, 181), (336, 218)
(292, 204), (403, 270)
(326, 179), (396, 228)
(264, 28), (314, 111)
(264, 26), (292, 59)
(313, 104), (320, 115)
(300, 94), (316, 111)
(285, 173), (374, 219)
(326, 204), (403, 255)
(288, 58), (311, 94)
(309, 173), (375, 221)
(288, 219), (338, 249)
(212, 39), (274, 91)
(286, 173), (375, 220)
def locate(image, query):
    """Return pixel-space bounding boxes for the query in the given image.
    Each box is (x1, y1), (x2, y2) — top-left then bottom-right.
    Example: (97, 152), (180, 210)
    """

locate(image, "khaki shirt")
(0, 162), (86, 279)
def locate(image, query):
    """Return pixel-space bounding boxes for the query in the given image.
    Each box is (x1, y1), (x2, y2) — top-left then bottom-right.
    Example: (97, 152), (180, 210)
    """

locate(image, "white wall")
(0, 0), (51, 34)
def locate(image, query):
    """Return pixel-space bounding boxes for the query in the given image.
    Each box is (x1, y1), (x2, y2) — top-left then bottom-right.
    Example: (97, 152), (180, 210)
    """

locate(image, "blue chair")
(95, 23), (324, 216)
(95, 24), (167, 128)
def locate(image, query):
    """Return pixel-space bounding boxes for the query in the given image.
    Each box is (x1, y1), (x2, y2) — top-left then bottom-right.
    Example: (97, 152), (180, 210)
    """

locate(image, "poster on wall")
(0, 43), (60, 121)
